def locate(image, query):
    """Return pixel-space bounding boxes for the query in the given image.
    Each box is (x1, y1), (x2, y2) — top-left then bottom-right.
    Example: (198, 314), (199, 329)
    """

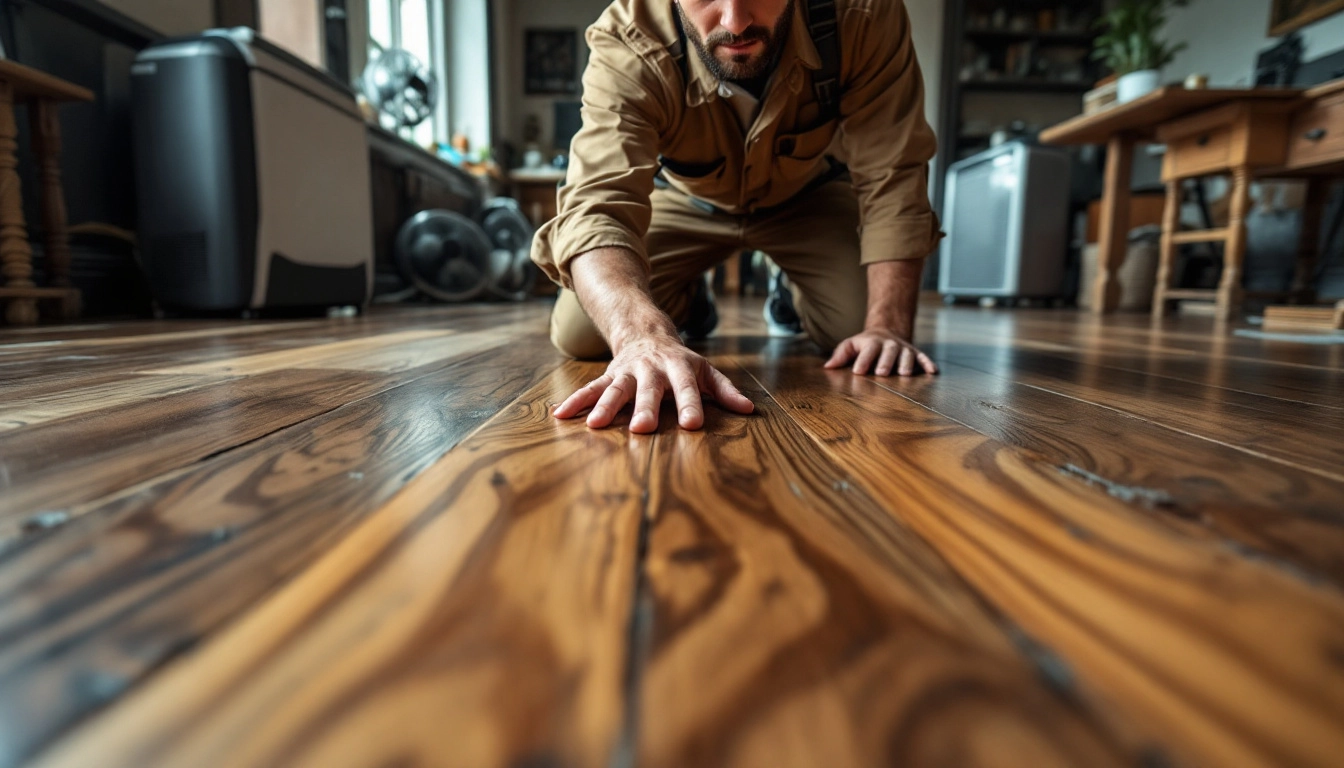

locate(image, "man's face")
(676, 0), (795, 82)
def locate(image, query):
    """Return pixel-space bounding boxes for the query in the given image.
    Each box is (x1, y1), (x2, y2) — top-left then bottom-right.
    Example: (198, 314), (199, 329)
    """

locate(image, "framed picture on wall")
(1269, 0), (1344, 35)
(524, 29), (579, 95)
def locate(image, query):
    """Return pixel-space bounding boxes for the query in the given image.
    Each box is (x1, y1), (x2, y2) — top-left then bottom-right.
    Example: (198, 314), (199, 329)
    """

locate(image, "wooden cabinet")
(1285, 92), (1344, 172)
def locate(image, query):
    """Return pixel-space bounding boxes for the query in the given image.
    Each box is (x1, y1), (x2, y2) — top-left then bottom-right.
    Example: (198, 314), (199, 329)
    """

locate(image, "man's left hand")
(824, 329), (938, 377)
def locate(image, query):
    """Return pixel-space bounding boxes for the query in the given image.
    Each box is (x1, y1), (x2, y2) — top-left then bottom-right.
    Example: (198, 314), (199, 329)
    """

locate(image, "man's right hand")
(555, 247), (754, 434)
(553, 331), (754, 433)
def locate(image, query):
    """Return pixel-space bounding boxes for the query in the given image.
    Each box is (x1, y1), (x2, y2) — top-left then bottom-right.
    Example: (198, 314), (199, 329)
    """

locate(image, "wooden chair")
(0, 59), (92, 326)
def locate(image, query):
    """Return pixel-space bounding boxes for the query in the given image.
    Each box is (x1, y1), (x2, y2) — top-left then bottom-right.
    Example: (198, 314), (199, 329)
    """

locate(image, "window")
(367, 0), (446, 149)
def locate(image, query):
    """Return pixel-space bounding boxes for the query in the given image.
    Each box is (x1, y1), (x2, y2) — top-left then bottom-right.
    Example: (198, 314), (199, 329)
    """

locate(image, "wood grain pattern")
(0, 337), (563, 766)
(144, 329), (464, 375)
(0, 373), (234, 431)
(938, 345), (1344, 480)
(743, 357), (1344, 768)
(6, 298), (1342, 768)
(28, 362), (645, 768)
(0, 369), (388, 523)
(880, 358), (1344, 585)
(638, 372), (1134, 767)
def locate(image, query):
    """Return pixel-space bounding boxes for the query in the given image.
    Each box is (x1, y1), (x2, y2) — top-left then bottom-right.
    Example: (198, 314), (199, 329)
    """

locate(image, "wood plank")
(0, 374), (234, 432)
(0, 326), (534, 539)
(937, 345), (1344, 480)
(932, 309), (1344, 371)
(637, 371), (1135, 766)
(741, 358), (1344, 768)
(0, 322), (320, 354)
(141, 329), (474, 375)
(0, 369), (388, 527)
(880, 358), (1344, 585)
(923, 317), (1344, 407)
(0, 337), (564, 766)
(0, 304), (550, 388)
(27, 362), (645, 768)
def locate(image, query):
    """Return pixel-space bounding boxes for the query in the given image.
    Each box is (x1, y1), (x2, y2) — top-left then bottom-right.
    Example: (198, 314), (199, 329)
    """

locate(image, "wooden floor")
(1, 297), (1342, 768)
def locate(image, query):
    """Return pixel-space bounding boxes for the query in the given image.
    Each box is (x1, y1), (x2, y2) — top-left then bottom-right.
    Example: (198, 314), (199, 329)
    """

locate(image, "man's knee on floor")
(797, 300), (865, 353)
(549, 315), (611, 360)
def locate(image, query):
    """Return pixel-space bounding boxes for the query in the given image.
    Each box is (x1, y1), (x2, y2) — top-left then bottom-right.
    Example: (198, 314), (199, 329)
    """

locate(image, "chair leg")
(1291, 178), (1326, 305)
(1153, 179), (1182, 319)
(1216, 168), (1251, 322)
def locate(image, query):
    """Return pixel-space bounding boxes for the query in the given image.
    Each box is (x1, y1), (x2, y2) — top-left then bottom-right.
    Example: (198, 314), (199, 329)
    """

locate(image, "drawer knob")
(1197, 134), (1211, 147)
(1305, 128), (1327, 141)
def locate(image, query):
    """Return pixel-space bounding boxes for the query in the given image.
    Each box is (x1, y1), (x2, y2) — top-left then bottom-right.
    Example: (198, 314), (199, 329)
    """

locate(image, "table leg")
(1217, 167), (1251, 322)
(30, 100), (73, 289)
(1093, 133), (1134, 314)
(0, 80), (37, 326)
(1152, 179), (1182, 319)
(1291, 178), (1326, 305)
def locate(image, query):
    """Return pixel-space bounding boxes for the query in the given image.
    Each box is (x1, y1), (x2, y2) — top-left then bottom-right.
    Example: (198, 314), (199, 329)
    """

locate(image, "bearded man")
(531, 0), (941, 433)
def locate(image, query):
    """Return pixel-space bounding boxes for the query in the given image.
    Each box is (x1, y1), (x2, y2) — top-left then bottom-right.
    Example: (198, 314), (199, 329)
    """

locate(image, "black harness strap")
(801, 0), (841, 122)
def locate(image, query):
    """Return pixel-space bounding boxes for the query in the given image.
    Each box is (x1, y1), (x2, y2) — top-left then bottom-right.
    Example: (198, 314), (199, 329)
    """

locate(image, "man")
(531, 0), (941, 434)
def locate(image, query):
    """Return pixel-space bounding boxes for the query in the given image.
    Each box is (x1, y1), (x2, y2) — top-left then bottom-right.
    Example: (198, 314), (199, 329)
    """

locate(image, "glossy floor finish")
(1, 298), (1342, 768)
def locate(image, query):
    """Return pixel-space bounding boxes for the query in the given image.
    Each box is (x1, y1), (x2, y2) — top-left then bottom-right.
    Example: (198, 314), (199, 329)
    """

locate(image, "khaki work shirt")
(532, 0), (941, 289)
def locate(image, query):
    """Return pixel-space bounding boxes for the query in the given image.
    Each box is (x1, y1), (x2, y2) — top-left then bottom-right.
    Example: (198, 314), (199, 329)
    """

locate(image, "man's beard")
(677, 0), (795, 83)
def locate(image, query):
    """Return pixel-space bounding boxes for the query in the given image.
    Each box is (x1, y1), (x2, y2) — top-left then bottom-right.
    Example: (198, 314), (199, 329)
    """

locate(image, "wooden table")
(1041, 87), (1302, 316)
(509, 167), (565, 228)
(0, 59), (91, 326)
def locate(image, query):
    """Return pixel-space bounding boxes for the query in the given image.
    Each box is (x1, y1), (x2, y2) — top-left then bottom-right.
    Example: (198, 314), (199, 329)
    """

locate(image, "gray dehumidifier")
(131, 28), (373, 312)
(939, 141), (1071, 303)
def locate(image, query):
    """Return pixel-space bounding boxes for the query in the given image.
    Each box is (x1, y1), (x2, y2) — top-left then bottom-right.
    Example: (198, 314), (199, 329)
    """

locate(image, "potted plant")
(1093, 0), (1189, 103)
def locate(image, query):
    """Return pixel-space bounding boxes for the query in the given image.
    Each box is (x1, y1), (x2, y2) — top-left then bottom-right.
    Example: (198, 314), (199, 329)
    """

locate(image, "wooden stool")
(0, 59), (92, 326)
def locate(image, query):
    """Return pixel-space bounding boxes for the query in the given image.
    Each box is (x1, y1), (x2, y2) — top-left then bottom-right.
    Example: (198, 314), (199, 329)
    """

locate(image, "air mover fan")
(480, 199), (538, 301)
(394, 210), (493, 302)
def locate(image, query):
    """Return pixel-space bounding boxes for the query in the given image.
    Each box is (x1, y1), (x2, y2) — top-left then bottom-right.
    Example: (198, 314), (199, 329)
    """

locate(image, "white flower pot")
(1117, 70), (1161, 103)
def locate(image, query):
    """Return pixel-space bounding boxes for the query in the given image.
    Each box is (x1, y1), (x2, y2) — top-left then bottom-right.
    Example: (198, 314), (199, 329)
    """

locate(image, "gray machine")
(131, 28), (374, 312)
(939, 141), (1071, 303)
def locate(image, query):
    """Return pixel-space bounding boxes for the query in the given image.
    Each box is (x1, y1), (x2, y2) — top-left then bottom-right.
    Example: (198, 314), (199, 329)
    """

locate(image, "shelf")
(960, 79), (1093, 93)
(964, 27), (1096, 45)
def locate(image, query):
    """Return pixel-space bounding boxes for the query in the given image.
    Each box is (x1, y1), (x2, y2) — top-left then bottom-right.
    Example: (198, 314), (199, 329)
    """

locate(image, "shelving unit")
(934, 0), (1106, 215)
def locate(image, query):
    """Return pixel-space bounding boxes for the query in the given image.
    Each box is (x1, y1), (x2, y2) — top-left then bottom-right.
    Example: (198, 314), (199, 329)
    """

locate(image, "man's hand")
(557, 247), (754, 433)
(554, 332), (754, 433)
(826, 258), (937, 376)
(824, 329), (938, 376)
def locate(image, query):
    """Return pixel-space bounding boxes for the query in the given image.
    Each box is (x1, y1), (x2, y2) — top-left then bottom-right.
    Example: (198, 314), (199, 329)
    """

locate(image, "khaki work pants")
(550, 178), (868, 359)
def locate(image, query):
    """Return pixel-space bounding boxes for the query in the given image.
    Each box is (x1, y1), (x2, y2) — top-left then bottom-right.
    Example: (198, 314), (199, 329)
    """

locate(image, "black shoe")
(764, 272), (803, 336)
(680, 276), (719, 340)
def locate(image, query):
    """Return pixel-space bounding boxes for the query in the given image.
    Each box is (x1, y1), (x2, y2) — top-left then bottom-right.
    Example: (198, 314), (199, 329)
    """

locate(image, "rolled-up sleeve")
(530, 28), (670, 289)
(837, 0), (942, 265)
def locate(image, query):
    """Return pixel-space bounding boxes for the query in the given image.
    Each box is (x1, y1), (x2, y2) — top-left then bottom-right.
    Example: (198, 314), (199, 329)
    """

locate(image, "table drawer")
(1167, 124), (1233, 177)
(1286, 97), (1344, 170)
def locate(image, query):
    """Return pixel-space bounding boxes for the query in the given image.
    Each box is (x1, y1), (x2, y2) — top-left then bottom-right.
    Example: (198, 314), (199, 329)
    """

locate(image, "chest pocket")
(659, 155), (726, 180)
(775, 122), (838, 179)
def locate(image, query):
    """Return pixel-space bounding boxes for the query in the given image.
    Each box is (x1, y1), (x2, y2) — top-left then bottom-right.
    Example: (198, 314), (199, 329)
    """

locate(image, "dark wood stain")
(3, 300), (1342, 768)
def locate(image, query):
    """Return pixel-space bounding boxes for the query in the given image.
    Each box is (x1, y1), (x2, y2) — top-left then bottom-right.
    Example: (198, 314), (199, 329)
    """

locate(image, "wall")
(448, 0), (494, 150)
(260, 0), (324, 68)
(496, 0), (945, 158)
(96, 0), (212, 35)
(903, 0), (943, 140)
(499, 0), (609, 151)
(1162, 0), (1344, 86)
